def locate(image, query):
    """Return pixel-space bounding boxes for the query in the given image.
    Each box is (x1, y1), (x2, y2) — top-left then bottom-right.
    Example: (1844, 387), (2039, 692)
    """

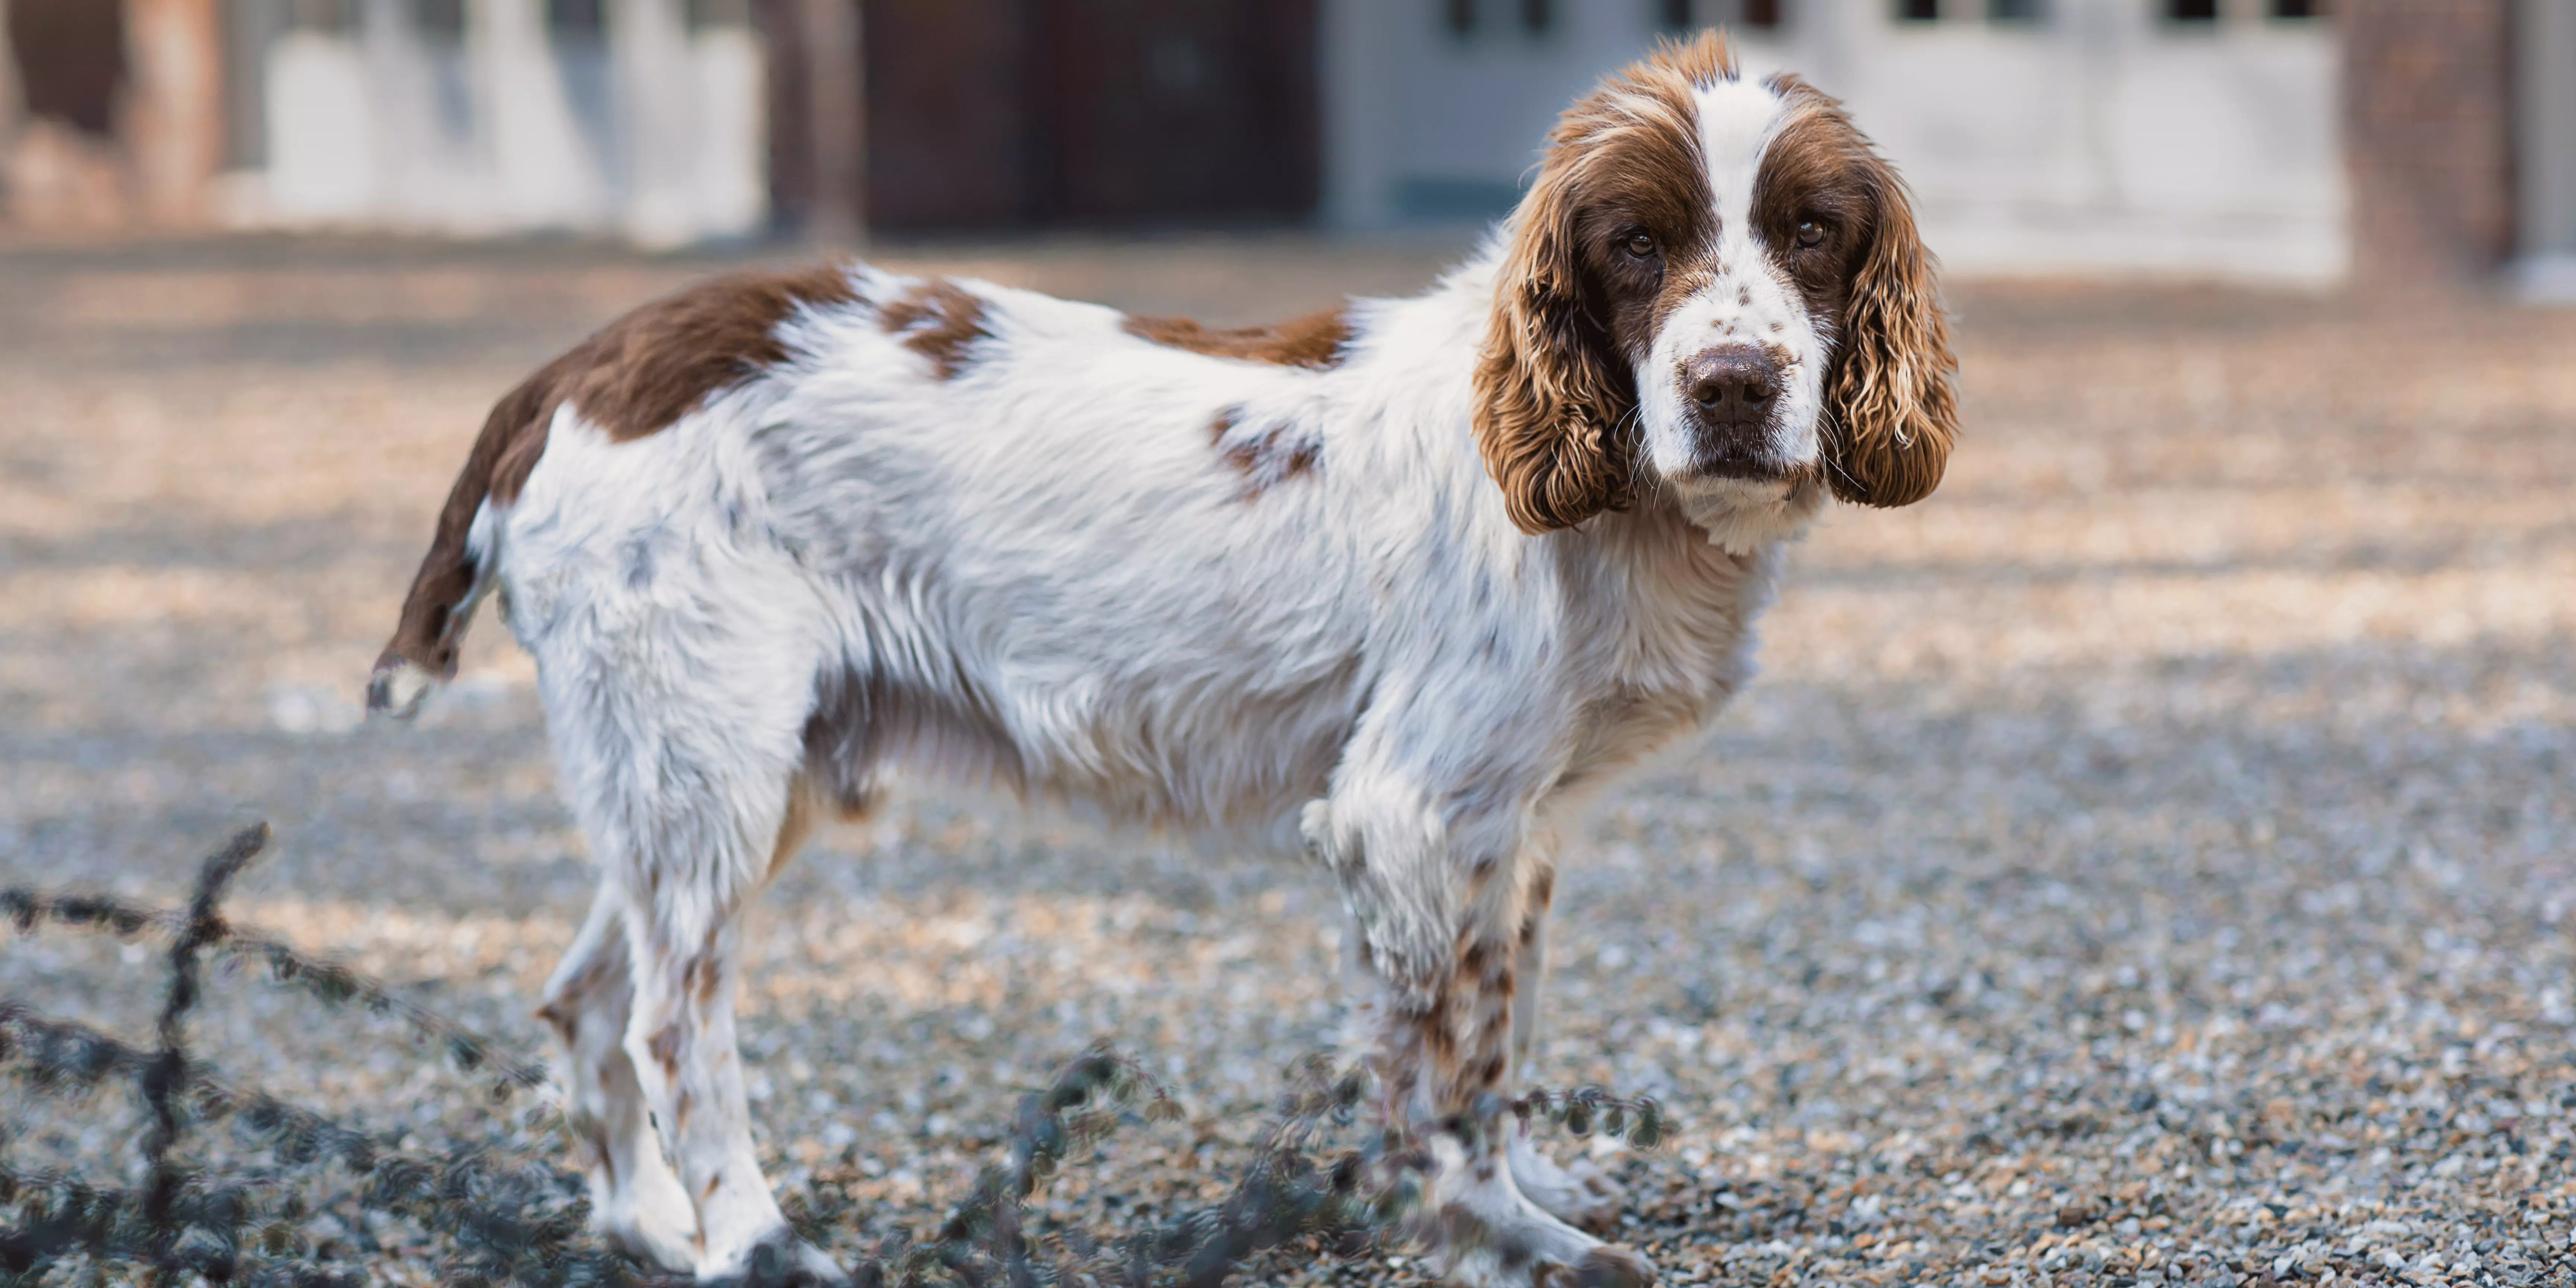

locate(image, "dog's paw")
(1439, 1231), (1659, 1288)
(1416, 1154), (1650, 1288)
(1556, 1244), (1656, 1288)
(725, 1233), (850, 1287)
(1508, 1131), (1623, 1234)
(364, 656), (442, 720)
(597, 1174), (701, 1273)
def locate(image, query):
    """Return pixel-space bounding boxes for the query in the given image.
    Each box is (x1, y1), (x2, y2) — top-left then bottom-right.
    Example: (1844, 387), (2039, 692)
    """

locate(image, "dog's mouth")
(1667, 454), (1805, 493)
(1675, 457), (1793, 485)
(1666, 429), (1810, 488)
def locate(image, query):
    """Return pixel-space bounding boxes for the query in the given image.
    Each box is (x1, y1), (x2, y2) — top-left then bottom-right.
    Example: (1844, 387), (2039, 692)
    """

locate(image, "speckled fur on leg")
(1351, 850), (1657, 1288)
(1499, 863), (1624, 1234)
(537, 886), (699, 1270)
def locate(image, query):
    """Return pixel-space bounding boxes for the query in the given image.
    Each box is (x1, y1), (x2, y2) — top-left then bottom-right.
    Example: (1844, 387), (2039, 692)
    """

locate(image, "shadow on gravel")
(0, 822), (1674, 1286)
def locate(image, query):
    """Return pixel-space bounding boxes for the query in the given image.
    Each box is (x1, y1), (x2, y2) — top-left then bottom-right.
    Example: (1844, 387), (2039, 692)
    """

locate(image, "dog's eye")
(1622, 231), (1657, 259)
(1794, 219), (1828, 249)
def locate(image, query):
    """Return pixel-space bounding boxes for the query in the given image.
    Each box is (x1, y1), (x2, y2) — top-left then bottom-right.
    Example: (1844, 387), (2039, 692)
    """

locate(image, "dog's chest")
(1557, 531), (1781, 787)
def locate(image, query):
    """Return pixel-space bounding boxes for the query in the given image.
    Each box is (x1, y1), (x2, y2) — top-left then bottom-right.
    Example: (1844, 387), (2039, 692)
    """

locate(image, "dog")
(367, 32), (1954, 1287)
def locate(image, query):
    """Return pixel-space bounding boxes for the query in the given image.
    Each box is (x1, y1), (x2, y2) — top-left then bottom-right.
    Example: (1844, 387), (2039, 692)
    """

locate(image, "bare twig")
(1, 881), (549, 1098)
(144, 821), (270, 1279)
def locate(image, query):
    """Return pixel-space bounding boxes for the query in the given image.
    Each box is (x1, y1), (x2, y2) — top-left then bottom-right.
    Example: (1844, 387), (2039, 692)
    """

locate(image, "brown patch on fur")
(575, 264), (860, 445)
(880, 278), (991, 379)
(768, 786), (820, 882)
(535, 1000), (573, 1043)
(372, 266), (858, 689)
(1209, 407), (1321, 496)
(688, 952), (723, 1007)
(534, 940), (621, 1044)
(1757, 75), (1957, 507)
(1124, 307), (1350, 369)
(1370, 937), (1524, 1130)
(1474, 32), (1737, 533)
(1423, 1011), (1460, 1063)
(648, 1023), (685, 1083)
(1420, 930), (1521, 1108)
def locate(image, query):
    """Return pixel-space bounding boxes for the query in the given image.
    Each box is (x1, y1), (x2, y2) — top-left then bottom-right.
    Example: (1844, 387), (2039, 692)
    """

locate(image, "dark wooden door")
(7, 0), (126, 136)
(863, 0), (1042, 228)
(1031, 0), (1319, 225)
(766, 0), (1319, 231)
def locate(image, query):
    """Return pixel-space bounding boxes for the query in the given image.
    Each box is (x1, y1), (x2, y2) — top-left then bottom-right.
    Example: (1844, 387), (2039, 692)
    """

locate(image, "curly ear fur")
(1472, 199), (1637, 534)
(1823, 161), (1958, 508)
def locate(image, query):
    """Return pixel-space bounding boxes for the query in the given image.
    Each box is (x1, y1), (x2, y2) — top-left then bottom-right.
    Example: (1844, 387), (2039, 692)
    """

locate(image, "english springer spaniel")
(369, 32), (1956, 1287)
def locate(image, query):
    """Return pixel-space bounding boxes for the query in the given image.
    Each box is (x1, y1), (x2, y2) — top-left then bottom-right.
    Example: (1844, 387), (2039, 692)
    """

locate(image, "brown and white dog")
(369, 33), (1954, 1287)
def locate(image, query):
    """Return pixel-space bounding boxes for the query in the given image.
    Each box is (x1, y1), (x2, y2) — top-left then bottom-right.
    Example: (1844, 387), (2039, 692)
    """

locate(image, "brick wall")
(2342, 0), (2517, 284)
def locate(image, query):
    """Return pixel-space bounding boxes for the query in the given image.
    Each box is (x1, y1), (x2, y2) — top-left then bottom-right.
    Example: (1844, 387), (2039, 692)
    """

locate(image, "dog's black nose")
(1684, 345), (1780, 422)
(1682, 345), (1785, 476)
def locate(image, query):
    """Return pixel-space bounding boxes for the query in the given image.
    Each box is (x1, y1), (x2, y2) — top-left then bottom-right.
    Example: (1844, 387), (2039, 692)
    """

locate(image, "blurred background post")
(792, 0), (864, 248)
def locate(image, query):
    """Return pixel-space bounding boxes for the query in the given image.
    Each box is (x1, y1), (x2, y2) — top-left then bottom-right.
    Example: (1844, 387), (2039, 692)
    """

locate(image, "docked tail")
(368, 367), (559, 719)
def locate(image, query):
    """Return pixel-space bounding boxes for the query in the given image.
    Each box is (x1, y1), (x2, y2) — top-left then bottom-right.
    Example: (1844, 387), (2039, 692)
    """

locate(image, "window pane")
(686, 0), (752, 29)
(548, 0), (606, 36)
(2167, 0), (2219, 19)
(286, 0), (349, 31)
(413, 0), (463, 39)
(1897, 0), (1940, 20)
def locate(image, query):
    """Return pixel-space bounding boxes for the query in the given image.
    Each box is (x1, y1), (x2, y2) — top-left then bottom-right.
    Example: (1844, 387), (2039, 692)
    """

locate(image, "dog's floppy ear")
(1822, 158), (1958, 508)
(1472, 170), (1636, 534)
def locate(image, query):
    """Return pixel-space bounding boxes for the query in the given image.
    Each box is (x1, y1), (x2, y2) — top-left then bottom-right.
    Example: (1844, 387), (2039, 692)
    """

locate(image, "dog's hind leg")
(530, 546), (842, 1280)
(587, 732), (835, 1279)
(539, 884), (700, 1270)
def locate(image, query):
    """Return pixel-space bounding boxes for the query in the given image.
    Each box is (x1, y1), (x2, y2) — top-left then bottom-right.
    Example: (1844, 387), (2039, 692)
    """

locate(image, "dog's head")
(1472, 32), (1957, 538)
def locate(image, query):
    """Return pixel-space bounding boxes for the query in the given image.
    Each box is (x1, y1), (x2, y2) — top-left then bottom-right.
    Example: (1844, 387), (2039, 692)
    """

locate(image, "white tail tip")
(366, 659), (441, 721)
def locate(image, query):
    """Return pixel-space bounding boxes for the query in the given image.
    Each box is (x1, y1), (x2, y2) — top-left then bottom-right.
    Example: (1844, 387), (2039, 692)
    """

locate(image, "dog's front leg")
(1305, 789), (1654, 1288)
(1498, 859), (1623, 1234)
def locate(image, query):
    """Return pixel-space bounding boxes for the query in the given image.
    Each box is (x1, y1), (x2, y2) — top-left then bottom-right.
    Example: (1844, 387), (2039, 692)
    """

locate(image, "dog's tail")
(367, 371), (556, 720)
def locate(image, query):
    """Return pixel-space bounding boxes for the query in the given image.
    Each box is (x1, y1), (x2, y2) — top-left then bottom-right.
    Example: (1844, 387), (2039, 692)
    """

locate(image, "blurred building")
(1335, 0), (2352, 281)
(1322, 0), (2562, 289)
(0, 0), (2567, 290)
(0, 0), (766, 244)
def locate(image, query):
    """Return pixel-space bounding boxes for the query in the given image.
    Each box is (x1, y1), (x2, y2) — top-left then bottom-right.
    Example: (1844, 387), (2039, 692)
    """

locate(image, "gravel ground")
(3, 231), (2573, 1288)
